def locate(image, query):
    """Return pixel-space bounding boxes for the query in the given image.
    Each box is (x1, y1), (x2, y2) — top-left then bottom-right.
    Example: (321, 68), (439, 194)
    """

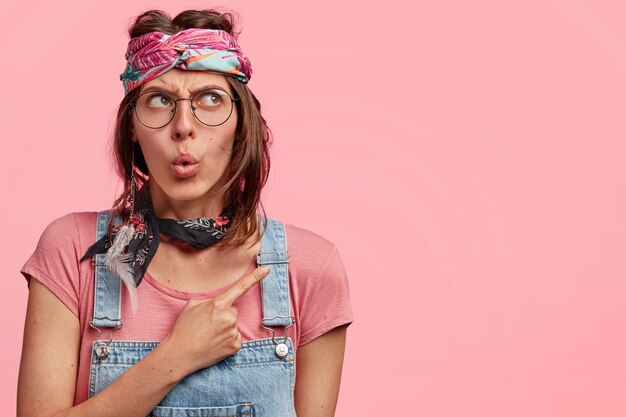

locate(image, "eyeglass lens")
(134, 89), (235, 128)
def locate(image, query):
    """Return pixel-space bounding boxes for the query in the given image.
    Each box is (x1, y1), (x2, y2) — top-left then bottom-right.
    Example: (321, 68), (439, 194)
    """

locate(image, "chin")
(165, 185), (214, 201)
(155, 176), (224, 202)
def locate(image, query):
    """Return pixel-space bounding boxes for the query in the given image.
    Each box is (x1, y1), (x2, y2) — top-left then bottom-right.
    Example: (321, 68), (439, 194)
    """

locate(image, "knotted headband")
(120, 27), (252, 95)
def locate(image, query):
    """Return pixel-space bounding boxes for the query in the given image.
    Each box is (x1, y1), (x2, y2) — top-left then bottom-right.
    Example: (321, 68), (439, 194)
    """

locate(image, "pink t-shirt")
(21, 212), (354, 405)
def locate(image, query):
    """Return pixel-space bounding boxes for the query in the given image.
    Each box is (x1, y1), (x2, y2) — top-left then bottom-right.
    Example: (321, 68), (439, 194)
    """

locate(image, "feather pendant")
(104, 224), (139, 314)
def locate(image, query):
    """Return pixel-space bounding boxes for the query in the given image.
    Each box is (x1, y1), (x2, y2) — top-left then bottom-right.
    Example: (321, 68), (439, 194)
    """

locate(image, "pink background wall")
(3, 0), (626, 415)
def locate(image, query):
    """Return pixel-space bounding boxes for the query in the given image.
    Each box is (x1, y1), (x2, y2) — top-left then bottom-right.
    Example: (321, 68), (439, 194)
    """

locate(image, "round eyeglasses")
(130, 88), (239, 129)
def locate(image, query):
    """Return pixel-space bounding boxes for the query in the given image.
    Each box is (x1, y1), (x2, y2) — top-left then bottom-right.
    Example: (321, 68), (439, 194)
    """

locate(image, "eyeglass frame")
(129, 87), (240, 129)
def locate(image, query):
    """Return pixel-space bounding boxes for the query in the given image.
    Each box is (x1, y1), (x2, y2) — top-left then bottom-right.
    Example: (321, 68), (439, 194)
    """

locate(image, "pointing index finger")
(218, 266), (270, 305)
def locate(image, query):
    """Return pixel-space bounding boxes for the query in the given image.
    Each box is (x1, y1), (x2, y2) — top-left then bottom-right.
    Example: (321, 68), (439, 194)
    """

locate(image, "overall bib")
(87, 210), (297, 417)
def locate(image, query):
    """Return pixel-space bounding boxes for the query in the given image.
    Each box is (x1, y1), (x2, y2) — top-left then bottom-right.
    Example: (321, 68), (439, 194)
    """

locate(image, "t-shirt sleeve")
(297, 244), (354, 346)
(20, 213), (82, 317)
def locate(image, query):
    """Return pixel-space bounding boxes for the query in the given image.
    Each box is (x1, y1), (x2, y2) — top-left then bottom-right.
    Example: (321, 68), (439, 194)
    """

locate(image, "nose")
(170, 98), (195, 141)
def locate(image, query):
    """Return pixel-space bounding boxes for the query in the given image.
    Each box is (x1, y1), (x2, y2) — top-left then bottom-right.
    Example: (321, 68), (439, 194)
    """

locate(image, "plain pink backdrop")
(3, 0), (626, 415)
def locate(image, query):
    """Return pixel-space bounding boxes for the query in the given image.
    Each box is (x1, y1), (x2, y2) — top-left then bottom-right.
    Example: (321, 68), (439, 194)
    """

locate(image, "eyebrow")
(142, 83), (228, 95)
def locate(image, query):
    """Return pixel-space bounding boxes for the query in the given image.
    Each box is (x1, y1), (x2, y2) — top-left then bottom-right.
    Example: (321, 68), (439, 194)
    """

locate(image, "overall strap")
(90, 210), (124, 328)
(257, 216), (294, 328)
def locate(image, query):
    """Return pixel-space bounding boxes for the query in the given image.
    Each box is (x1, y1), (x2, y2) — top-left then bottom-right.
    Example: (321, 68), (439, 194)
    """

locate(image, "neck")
(147, 180), (227, 220)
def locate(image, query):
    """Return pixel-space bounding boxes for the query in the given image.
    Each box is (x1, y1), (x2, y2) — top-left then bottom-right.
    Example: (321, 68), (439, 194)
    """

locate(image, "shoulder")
(42, 211), (99, 230)
(45, 211), (99, 234)
(21, 212), (101, 317)
(270, 219), (354, 346)
(283, 222), (335, 255)
(270, 219), (342, 278)
(36, 211), (100, 252)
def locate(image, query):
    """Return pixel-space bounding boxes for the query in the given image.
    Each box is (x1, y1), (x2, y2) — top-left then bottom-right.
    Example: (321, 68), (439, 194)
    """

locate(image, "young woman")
(17, 9), (353, 417)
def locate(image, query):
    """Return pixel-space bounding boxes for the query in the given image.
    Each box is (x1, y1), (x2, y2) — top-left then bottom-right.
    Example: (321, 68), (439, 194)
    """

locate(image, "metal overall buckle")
(262, 316), (295, 360)
(89, 319), (123, 360)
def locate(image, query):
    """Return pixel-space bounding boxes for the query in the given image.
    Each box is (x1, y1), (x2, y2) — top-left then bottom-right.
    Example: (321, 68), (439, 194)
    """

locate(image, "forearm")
(48, 341), (187, 417)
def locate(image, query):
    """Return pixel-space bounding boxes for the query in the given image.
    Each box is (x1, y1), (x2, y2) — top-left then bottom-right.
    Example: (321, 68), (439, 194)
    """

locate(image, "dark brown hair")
(111, 9), (271, 250)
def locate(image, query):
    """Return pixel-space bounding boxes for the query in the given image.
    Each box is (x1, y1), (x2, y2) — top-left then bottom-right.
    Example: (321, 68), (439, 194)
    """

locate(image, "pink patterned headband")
(120, 28), (252, 95)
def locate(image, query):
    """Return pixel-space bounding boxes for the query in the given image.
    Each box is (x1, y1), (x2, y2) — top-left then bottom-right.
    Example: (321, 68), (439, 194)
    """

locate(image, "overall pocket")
(149, 402), (253, 417)
(88, 339), (294, 416)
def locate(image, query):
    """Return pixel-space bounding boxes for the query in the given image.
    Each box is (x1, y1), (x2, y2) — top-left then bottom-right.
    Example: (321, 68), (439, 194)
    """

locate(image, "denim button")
(275, 343), (289, 359)
(96, 344), (109, 359)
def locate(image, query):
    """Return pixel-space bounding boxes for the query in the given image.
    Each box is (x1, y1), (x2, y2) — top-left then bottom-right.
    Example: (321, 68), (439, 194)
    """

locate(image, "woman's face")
(132, 68), (238, 205)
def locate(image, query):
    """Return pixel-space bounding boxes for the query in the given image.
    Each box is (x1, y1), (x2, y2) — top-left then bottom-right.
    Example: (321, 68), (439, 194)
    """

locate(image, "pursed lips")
(171, 154), (199, 178)
(172, 153), (198, 166)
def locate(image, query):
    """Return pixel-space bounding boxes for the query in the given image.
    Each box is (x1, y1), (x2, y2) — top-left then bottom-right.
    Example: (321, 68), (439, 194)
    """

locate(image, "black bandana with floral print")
(80, 183), (234, 287)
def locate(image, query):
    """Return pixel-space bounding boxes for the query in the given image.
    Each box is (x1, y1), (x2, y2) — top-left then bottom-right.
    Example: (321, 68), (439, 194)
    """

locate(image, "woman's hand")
(160, 266), (270, 376)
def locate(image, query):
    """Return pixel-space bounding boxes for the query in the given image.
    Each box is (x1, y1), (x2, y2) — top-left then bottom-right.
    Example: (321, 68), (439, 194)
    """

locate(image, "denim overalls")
(87, 210), (297, 417)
